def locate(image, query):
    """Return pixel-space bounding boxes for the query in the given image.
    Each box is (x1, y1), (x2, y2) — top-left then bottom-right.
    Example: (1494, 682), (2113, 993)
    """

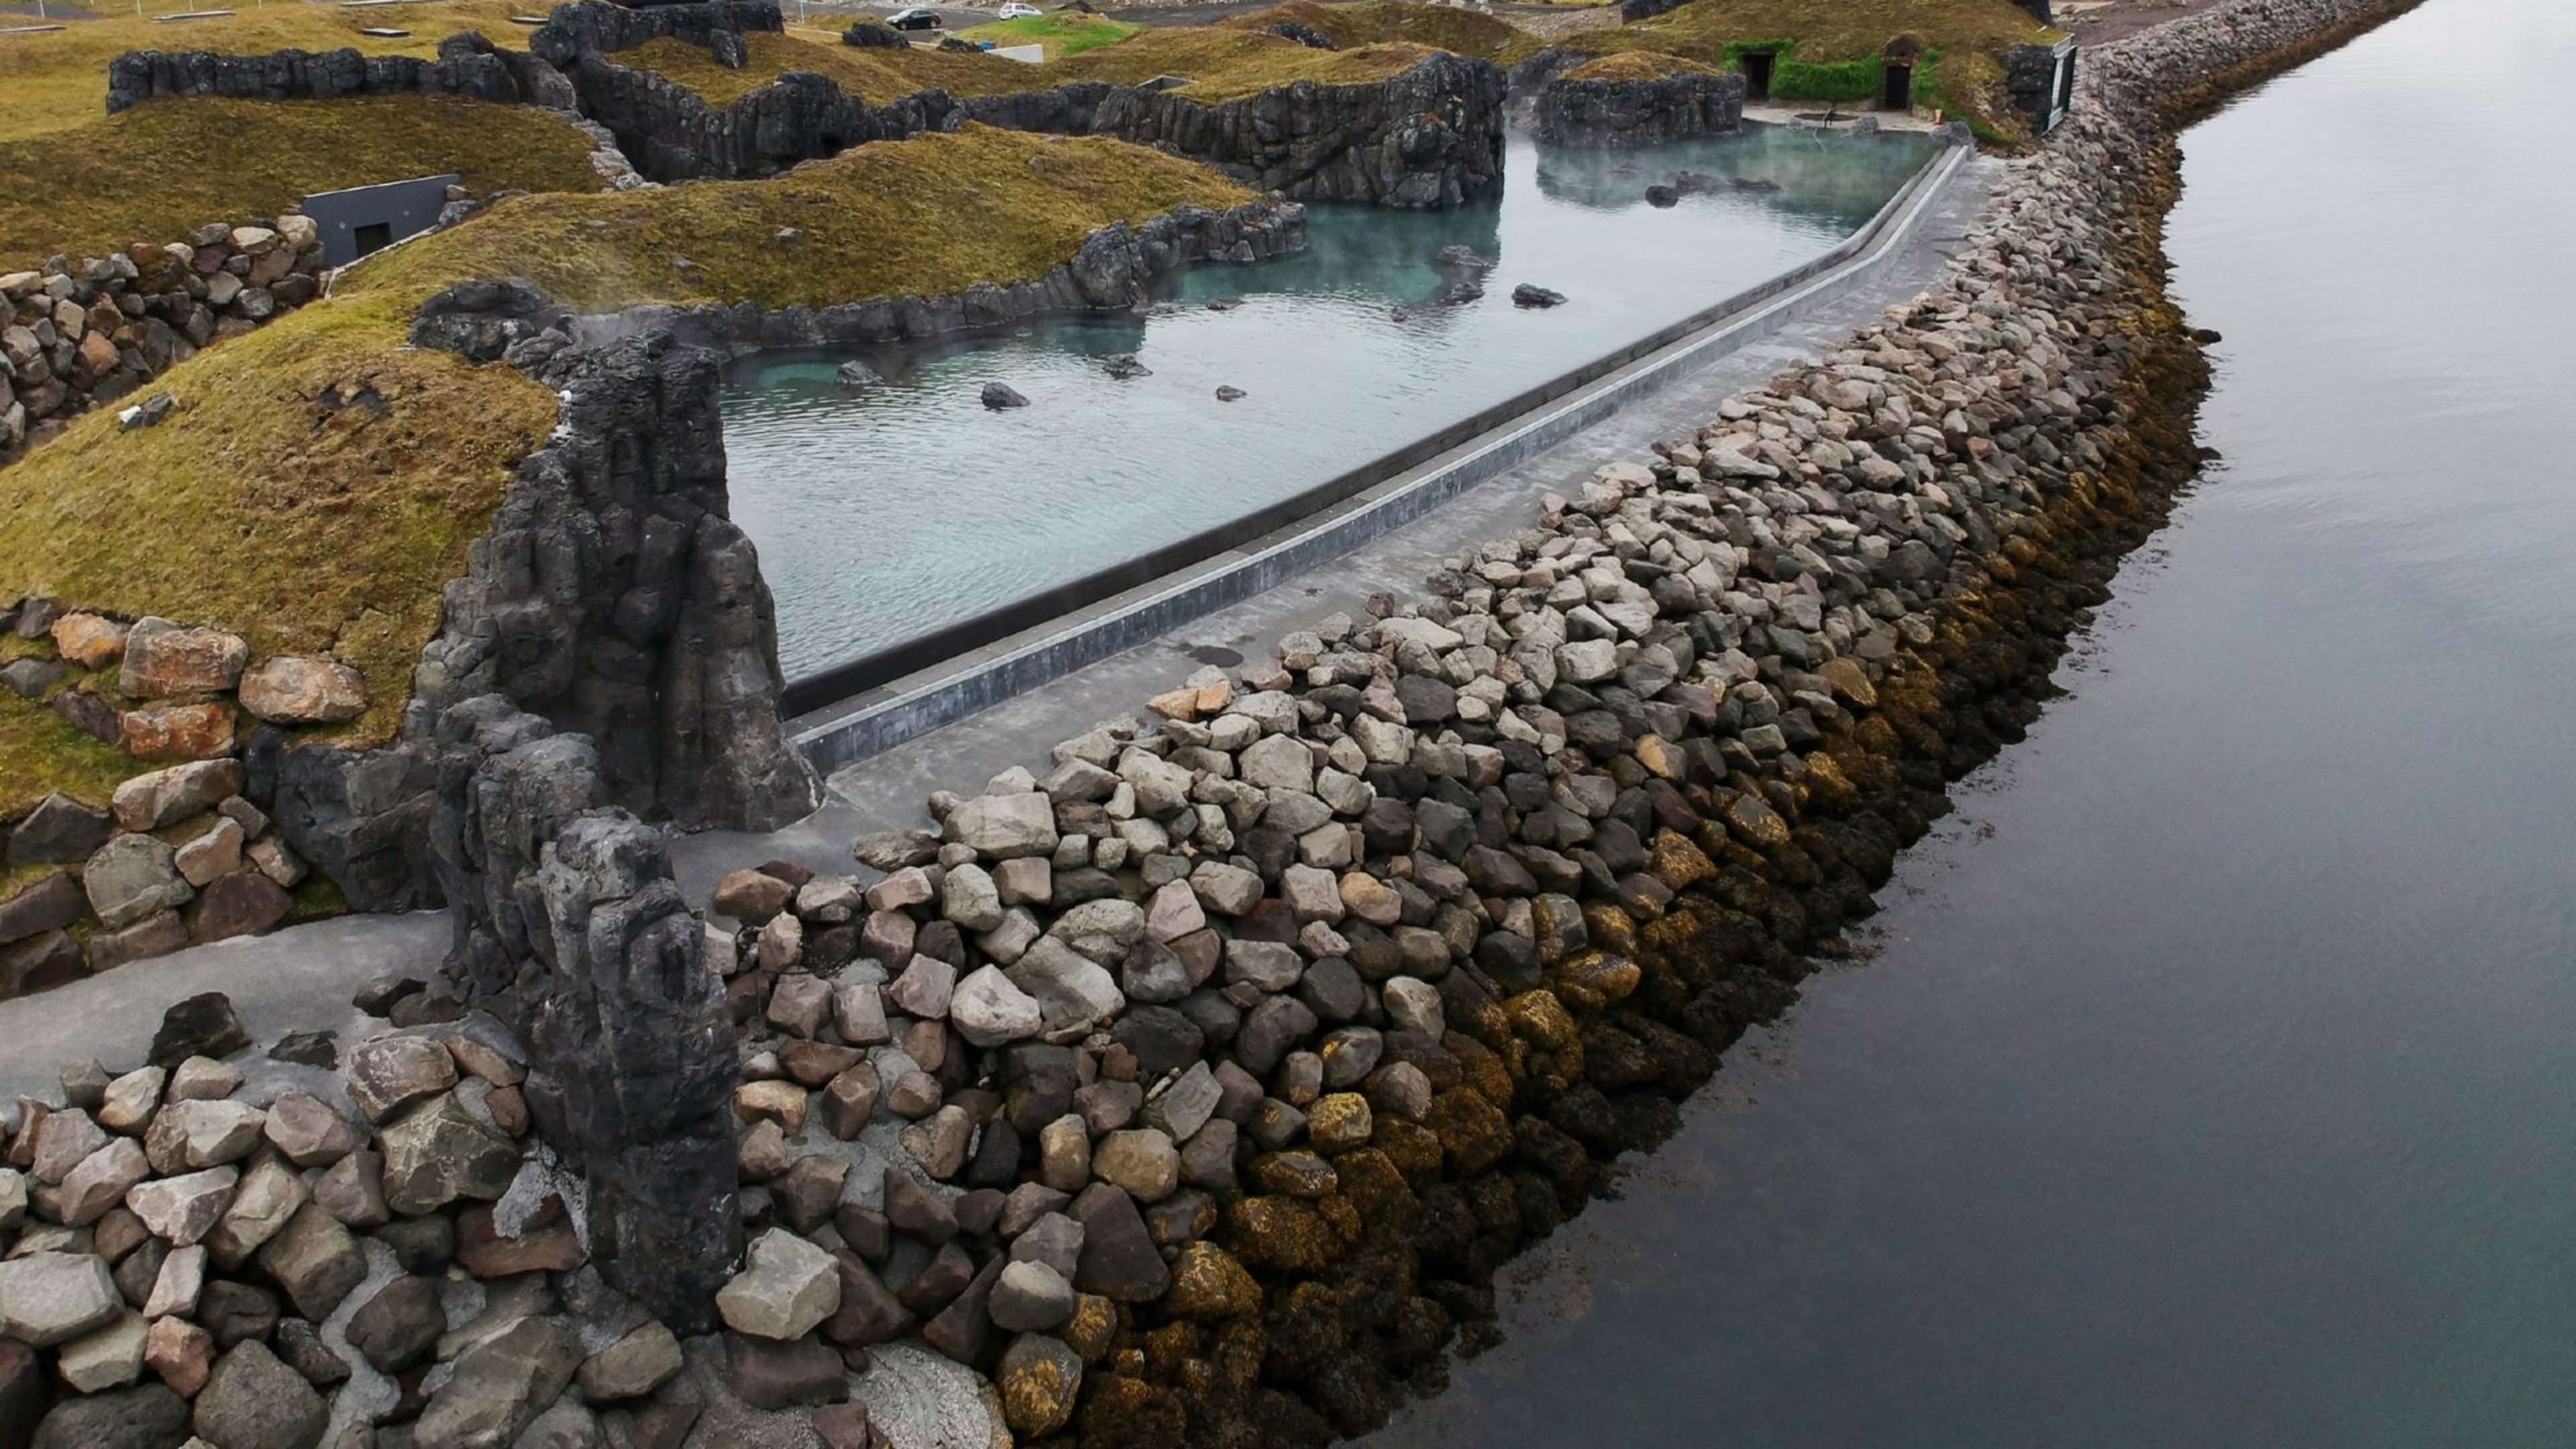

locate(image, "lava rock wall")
(570, 47), (1507, 206)
(1534, 68), (1748, 148)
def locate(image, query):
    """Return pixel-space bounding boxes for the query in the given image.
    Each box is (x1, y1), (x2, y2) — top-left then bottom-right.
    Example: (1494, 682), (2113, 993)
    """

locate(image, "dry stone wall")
(2, 600), (372, 1001)
(1, 218), (323, 466)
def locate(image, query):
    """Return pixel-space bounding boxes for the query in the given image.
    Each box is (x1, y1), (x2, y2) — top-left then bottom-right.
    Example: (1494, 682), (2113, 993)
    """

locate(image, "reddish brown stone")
(89, 911), (187, 971)
(235, 657), (366, 725)
(120, 702), (236, 762)
(455, 1203), (586, 1279)
(186, 872), (290, 945)
(119, 619), (247, 700)
(48, 611), (127, 668)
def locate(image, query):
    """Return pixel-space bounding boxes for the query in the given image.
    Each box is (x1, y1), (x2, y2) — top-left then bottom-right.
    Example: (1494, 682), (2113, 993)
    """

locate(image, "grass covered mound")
(1562, 0), (2061, 136)
(0, 0), (538, 142)
(345, 125), (1258, 313)
(1560, 51), (1723, 82)
(614, 31), (1027, 107)
(1222, 1), (1547, 66)
(0, 125), (1256, 785)
(0, 94), (610, 269)
(623, 24), (1445, 109)
(0, 294), (561, 752)
(1042, 29), (1435, 101)
(951, 12), (1141, 58)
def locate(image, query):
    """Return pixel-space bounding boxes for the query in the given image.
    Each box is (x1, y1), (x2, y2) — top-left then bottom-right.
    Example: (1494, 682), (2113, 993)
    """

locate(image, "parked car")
(996, 2), (1041, 17)
(884, 8), (942, 30)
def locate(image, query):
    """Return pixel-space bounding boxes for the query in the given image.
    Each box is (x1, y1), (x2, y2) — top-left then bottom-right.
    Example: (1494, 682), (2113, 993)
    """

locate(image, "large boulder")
(716, 1229), (842, 1341)
(0, 1252), (121, 1346)
(118, 619), (248, 700)
(235, 657), (366, 725)
(376, 1094), (518, 1215)
(409, 1314), (580, 1448)
(190, 1340), (325, 1449)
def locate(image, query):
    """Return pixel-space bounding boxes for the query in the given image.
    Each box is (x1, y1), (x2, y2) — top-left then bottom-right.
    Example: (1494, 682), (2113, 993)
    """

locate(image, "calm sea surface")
(1366, 1), (2576, 1444)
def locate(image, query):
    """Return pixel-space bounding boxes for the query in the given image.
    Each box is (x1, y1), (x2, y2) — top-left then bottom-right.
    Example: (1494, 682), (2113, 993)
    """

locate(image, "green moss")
(0, 0), (542, 143)
(1044, 30), (1433, 101)
(1560, 51), (1721, 83)
(0, 94), (610, 271)
(0, 688), (134, 822)
(616, 31), (1026, 107)
(0, 294), (561, 751)
(952, 13), (1142, 58)
(287, 872), (347, 924)
(342, 125), (1257, 314)
(1221, 2), (1546, 66)
(1564, 0), (2059, 135)
(627, 25), (1442, 109)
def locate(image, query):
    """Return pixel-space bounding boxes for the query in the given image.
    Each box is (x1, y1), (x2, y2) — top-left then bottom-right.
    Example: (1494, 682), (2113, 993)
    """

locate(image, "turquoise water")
(1367, 1), (2576, 1445)
(719, 126), (1937, 682)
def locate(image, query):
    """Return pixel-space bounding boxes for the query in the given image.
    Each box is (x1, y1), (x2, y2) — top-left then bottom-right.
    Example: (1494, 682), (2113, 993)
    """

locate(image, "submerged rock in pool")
(1205, 297), (1244, 312)
(982, 383), (1030, 410)
(1430, 244), (1493, 274)
(1731, 176), (1783, 192)
(1645, 184), (1679, 207)
(1214, 386), (1246, 402)
(835, 360), (881, 391)
(1102, 354), (1151, 380)
(1511, 284), (1568, 309)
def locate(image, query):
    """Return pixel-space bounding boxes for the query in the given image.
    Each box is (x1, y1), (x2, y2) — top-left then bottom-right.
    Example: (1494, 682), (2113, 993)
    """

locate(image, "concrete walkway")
(0, 910), (446, 1113)
(670, 156), (1996, 903)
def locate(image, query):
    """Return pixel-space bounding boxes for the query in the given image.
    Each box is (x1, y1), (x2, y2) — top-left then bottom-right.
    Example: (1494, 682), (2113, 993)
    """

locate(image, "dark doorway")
(1881, 62), (1913, 111)
(1741, 50), (1774, 102)
(2055, 52), (2077, 114)
(352, 221), (394, 258)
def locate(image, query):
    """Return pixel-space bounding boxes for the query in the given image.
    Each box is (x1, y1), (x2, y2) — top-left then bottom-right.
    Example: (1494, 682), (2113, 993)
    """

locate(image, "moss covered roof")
(1556, 0), (2061, 139)
(625, 23), (1448, 109)
(1560, 50), (1723, 82)
(1222, 2), (1547, 67)
(0, 0), (539, 143)
(343, 125), (1256, 313)
(0, 94), (610, 271)
(615, 30), (1027, 107)
(1574, 0), (2061, 64)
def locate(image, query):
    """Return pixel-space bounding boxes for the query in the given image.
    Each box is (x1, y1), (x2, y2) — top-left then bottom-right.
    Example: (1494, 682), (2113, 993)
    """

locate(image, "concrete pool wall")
(786, 131), (1974, 777)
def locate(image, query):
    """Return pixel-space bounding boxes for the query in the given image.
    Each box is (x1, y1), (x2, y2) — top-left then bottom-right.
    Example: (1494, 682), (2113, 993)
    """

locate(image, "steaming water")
(1364, 1), (2576, 1445)
(719, 127), (1937, 682)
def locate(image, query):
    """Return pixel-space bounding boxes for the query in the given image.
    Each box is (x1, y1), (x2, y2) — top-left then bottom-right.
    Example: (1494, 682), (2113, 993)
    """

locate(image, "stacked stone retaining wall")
(0, 219), (323, 466)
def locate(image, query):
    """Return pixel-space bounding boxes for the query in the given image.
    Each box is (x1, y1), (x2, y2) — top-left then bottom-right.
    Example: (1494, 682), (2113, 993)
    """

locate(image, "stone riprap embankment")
(2, 602), (372, 998)
(0, 0), (2424, 1444)
(0, 218), (323, 466)
(1534, 66), (1746, 148)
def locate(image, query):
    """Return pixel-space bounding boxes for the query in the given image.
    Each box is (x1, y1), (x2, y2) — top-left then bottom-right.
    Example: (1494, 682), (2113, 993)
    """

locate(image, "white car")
(996, 2), (1041, 17)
